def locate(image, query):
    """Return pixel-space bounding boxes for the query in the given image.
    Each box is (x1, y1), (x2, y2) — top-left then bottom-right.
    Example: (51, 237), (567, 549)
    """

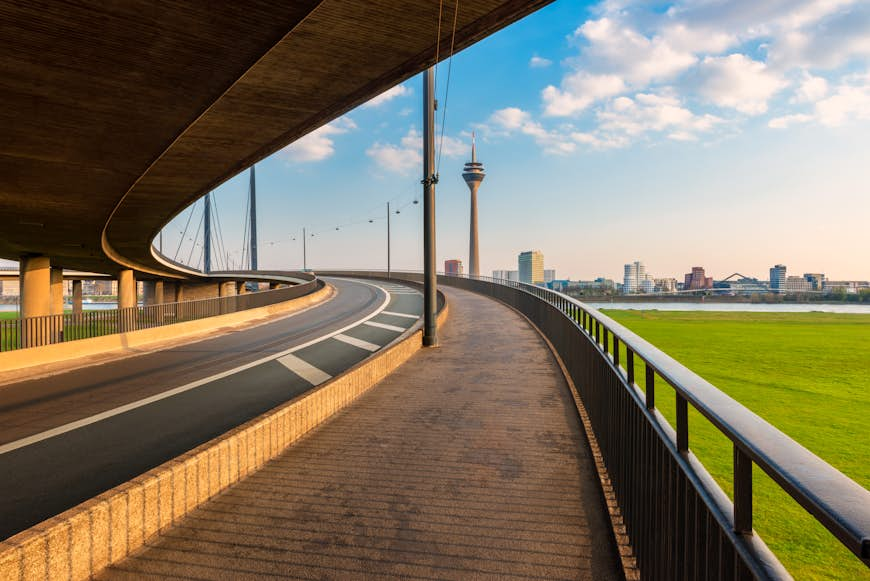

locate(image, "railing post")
(676, 394), (688, 452)
(627, 349), (635, 385)
(613, 336), (620, 367)
(734, 445), (753, 535)
(645, 363), (655, 409)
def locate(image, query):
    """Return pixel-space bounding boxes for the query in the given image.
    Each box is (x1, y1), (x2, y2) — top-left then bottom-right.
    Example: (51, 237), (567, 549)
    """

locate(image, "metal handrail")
(471, 274), (870, 569)
(325, 269), (869, 577)
(0, 273), (322, 352)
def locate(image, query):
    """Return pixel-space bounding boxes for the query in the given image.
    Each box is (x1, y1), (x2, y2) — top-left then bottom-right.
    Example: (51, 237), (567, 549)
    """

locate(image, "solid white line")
(0, 279), (394, 456)
(364, 321), (406, 333)
(277, 354), (332, 385)
(382, 311), (419, 319)
(333, 334), (380, 352)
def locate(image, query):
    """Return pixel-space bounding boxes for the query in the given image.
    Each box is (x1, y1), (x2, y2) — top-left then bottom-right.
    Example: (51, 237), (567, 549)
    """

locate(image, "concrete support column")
(118, 269), (137, 332)
(72, 280), (83, 315)
(236, 281), (248, 295)
(142, 280), (157, 306)
(219, 282), (236, 297)
(50, 268), (64, 315)
(154, 280), (164, 305)
(20, 255), (51, 347)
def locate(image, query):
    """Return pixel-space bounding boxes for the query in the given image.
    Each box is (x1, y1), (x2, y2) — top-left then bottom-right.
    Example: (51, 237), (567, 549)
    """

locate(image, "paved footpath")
(101, 286), (619, 580)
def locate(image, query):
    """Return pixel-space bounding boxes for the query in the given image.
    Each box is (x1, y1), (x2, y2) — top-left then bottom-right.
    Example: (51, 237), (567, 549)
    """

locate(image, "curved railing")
(329, 270), (869, 580)
(0, 271), (322, 352)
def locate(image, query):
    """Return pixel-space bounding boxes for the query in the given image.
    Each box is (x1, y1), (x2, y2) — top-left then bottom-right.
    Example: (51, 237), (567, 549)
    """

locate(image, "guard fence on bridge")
(0, 276), (322, 352)
(327, 270), (869, 580)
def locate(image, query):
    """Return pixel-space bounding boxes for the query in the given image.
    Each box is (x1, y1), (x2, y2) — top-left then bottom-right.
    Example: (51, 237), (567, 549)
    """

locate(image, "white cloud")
(815, 82), (870, 126)
(366, 126), (466, 173)
(696, 54), (787, 114)
(530, 56), (553, 68)
(792, 71), (828, 103)
(575, 18), (699, 85)
(280, 117), (357, 163)
(768, 113), (813, 128)
(489, 107), (577, 155)
(597, 92), (723, 139)
(542, 72), (627, 116)
(363, 84), (412, 108)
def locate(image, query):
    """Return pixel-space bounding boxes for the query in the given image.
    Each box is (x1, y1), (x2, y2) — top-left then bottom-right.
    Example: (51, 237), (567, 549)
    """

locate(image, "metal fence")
(332, 270), (869, 580)
(0, 277), (322, 352)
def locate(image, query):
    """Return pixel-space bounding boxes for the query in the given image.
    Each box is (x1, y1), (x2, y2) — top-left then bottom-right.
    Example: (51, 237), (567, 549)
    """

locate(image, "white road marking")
(333, 334), (380, 352)
(277, 354), (332, 385)
(364, 321), (406, 333)
(382, 311), (419, 319)
(0, 278), (397, 456)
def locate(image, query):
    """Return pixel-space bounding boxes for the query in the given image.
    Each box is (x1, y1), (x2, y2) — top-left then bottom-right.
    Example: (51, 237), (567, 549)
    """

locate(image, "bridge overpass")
(0, 2), (868, 579)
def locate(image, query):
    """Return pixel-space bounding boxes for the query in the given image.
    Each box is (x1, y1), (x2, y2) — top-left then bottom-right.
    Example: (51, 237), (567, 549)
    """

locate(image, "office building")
(803, 273), (825, 291)
(655, 278), (678, 293)
(444, 259), (463, 276)
(544, 269), (556, 284)
(623, 261), (654, 294)
(770, 264), (787, 292)
(518, 251), (544, 285)
(684, 266), (713, 290)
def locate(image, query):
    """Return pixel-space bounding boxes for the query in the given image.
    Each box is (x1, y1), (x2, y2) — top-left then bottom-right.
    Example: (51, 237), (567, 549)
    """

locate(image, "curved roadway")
(0, 277), (422, 540)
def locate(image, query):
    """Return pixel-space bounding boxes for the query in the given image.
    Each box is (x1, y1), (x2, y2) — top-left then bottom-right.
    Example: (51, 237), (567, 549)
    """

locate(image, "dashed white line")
(277, 354), (332, 385)
(382, 311), (419, 319)
(334, 334), (380, 352)
(364, 321), (406, 333)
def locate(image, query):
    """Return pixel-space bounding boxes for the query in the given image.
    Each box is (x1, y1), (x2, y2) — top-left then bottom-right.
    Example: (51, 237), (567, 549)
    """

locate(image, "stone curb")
(0, 296), (448, 581)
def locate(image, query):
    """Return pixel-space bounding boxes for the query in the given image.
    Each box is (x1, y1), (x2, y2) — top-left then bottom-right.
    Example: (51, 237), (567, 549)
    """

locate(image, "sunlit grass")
(601, 309), (870, 580)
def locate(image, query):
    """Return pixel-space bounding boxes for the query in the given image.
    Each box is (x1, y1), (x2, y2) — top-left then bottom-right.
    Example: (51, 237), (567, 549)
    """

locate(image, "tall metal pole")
(302, 227), (307, 271)
(249, 166), (258, 271)
(387, 202), (391, 278)
(422, 67), (438, 346)
(203, 193), (212, 273)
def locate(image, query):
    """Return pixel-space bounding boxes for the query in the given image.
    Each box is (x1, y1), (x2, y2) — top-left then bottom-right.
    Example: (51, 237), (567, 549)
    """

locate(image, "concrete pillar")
(154, 280), (164, 304)
(72, 280), (83, 315)
(236, 281), (248, 295)
(142, 280), (157, 306)
(118, 270), (136, 309)
(118, 269), (136, 332)
(219, 281), (236, 297)
(50, 268), (64, 315)
(20, 255), (51, 347)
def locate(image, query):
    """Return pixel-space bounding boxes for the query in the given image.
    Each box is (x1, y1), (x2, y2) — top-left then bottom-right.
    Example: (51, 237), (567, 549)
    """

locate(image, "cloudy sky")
(160, 0), (870, 282)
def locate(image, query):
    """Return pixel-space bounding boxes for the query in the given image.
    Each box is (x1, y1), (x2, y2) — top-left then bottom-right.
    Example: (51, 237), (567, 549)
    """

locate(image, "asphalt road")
(0, 277), (422, 540)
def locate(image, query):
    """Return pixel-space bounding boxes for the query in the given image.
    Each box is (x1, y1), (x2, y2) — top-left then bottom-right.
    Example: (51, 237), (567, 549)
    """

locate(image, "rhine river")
(586, 302), (870, 313)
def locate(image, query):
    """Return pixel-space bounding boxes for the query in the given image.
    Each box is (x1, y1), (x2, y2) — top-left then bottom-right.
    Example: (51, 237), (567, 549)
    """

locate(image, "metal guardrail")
(332, 270), (869, 580)
(0, 274), (322, 352)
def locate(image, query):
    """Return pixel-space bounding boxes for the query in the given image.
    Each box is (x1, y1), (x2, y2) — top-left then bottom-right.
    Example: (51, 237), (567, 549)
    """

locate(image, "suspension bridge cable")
(437, 0), (460, 172)
(173, 205), (196, 261)
(185, 201), (204, 267)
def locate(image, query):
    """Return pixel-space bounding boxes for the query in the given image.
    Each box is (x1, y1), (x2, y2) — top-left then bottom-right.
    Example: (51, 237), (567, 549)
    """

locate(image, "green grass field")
(600, 309), (870, 580)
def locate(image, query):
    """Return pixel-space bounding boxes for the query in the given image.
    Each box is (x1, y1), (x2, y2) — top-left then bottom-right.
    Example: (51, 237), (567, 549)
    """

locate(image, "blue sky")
(161, 0), (870, 282)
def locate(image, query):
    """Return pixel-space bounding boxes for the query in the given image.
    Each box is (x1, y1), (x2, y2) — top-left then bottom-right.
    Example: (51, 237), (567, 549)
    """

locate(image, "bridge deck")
(100, 286), (619, 580)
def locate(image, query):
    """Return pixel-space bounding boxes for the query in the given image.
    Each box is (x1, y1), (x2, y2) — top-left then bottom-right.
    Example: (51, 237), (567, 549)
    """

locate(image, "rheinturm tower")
(462, 133), (485, 277)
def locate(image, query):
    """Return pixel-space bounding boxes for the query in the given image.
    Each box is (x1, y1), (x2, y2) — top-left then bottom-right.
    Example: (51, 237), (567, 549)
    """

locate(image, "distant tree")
(829, 287), (848, 301)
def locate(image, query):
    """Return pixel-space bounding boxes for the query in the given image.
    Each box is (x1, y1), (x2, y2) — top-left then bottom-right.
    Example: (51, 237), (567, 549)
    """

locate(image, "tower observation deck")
(462, 134), (486, 277)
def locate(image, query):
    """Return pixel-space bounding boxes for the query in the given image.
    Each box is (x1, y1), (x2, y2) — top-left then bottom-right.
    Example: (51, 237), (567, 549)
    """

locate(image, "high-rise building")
(544, 269), (556, 284)
(684, 266), (713, 290)
(623, 261), (645, 294)
(803, 273), (825, 290)
(506, 270), (519, 282)
(518, 251), (544, 285)
(770, 264), (787, 292)
(444, 259), (463, 276)
(462, 134), (485, 277)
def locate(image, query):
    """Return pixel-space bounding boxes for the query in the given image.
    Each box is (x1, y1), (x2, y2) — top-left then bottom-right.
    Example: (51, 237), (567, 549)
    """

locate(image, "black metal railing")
(328, 270), (869, 580)
(1, 275), (322, 352)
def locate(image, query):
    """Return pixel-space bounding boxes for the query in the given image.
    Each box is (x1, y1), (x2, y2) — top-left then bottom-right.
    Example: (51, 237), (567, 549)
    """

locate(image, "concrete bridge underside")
(0, 0), (551, 279)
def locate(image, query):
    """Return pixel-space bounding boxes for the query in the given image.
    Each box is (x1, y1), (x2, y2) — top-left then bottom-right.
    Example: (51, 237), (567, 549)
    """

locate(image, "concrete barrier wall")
(0, 296), (447, 581)
(0, 284), (333, 377)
